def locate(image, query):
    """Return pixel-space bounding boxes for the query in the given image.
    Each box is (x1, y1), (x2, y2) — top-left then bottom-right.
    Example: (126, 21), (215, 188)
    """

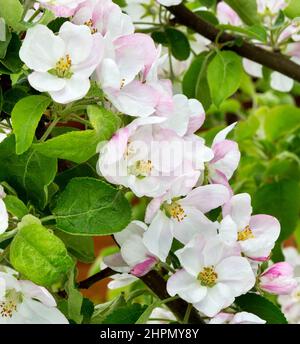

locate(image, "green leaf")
(0, 24), (12, 59)
(165, 28), (190, 61)
(55, 231), (95, 263)
(10, 223), (73, 287)
(151, 31), (169, 46)
(195, 10), (219, 25)
(0, 0), (26, 32)
(34, 130), (100, 164)
(65, 268), (83, 324)
(264, 105), (300, 141)
(135, 300), (161, 324)
(0, 135), (57, 208)
(91, 294), (126, 324)
(224, 0), (260, 26)
(285, 0), (300, 18)
(102, 303), (147, 324)
(207, 51), (243, 107)
(235, 293), (287, 324)
(218, 24), (267, 42)
(2, 86), (29, 114)
(87, 104), (121, 136)
(0, 33), (22, 73)
(253, 180), (300, 244)
(12, 95), (52, 154)
(183, 52), (214, 110)
(3, 195), (28, 219)
(53, 177), (131, 236)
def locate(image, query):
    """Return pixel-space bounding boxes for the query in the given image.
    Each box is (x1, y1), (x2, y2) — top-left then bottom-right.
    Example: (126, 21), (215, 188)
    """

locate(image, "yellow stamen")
(84, 19), (98, 34)
(238, 225), (255, 241)
(198, 266), (218, 288)
(54, 54), (72, 78)
(165, 202), (186, 222)
(130, 160), (153, 178)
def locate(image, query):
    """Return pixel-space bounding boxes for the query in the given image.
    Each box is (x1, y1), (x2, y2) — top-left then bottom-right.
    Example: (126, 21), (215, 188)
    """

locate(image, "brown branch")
(167, 4), (300, 83)
(78, 268), (204, 324)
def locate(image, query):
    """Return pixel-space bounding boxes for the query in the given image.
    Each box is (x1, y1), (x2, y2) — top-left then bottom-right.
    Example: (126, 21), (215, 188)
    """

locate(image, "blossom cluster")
(1, 0), (298, 324)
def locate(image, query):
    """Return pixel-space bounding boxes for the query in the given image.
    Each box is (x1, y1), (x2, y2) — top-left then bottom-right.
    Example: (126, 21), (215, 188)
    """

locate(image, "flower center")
(0, 289), (22, 318)
(165, 201), (186, 222)
(238, 225), (255, 241)
(84, 19), (98, 34)
(198, 266), (218, 288)
(51, 54), (73, 79)
(130, 160), (153, 178)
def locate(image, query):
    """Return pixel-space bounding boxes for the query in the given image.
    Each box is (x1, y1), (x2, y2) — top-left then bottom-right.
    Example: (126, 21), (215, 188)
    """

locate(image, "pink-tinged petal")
(107, 81), (159, 117)
(121, 234), (151, 267)
(28, 72), (66, 92)
(143, 211), (173, 262)
(114, 33), (157, 82)
(19, 280), (56, 307)
(164, 170), (200, 200)
(181, 184), (230, 213)
(216, 256), (255, 295)
(107, 273), (137, 290)
(249, 214), (280, 242)
(186, 99), (205, 134)
(145, 197), (164, 224)
(223, 193), (252, 230)
(271, 72), (294, 92)
(242, 59), (263, 78)
(167, 269), (207, 303)
(211, 139), (239, 163)
(286, 42), (300, 58)
(212, 122), (237, 146)
(209, 312), (234, 324)
(19, 24), (65, 72)
(130, 256), (158, 277)
(103, 253), (130, 273)
(49, 77), (90, 104)
(217, 2), (242, 26)
(208, 169), (234, 196)
(194, 282), (234, 317)
(114, 221), (147, 246)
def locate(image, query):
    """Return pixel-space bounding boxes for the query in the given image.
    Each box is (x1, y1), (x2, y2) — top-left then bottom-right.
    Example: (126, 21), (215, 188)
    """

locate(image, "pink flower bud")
(260, 262), (297, 295)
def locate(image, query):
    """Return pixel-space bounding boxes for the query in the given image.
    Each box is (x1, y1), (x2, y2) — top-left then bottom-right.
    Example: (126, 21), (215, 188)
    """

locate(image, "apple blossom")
(259, 262), (297, 295)
(219, 193), (280, 261)
(104, 221), (159, 277)
(143, 184), (230, 262)
(95, 33), (159, 117)
(0, 267), (68, 324)
(37, 0), (86, 17)
(156, 0), (182, 7)
(257, 0), (288, 15)
(19, 22), (104, 104)
(278, 284), (300, 324)
(209, 311), (266, 324)
(72, 0), (134, 40)
(0, 186), (8, 235)
(167, 235), (255, 317)
(147, 307), (176, 324)
(207, 123), (241, 190)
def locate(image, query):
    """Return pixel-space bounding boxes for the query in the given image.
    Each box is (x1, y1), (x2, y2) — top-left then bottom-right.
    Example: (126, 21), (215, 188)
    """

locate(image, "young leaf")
(235, 293), (287, 324)
(10, 223), (74, 287)
(3, 195), (28, 219)
(0, 0), (26, 32)
(207, 51), (243, 107)
(53, 177), (131, 236)
(102, 304), (147, 324)
(165, 28), (190, 61)
(12, 95), (51, 154)
(87, 104), (121, 136)
(0, 135), (57, 209)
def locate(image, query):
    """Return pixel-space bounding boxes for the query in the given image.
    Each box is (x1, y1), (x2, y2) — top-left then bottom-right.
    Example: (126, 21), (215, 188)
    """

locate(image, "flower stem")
(40, 116), (60, 142)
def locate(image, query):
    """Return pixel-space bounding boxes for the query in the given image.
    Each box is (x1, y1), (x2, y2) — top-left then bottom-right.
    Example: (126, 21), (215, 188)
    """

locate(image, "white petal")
(121, 234), (150, 267)
(114, 221), (147, 246)
(0, 199), (8, 234)
(242, 59), (263, 78)
(20, 24), (65, 72)
(223, 193), (252, 230)
(28, 72), (66, 92)
(212, 123), (237, 146)
(271, 72), (294, 92)
(19, 280), (56, 307)
(143, 211), (173, 262)
(167, 269), (207, 303)
(49, 77), (90, 104)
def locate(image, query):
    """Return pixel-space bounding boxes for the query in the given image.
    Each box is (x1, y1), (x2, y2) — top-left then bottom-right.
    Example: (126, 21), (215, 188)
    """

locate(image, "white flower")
(147, 307), (176, 324)
(104, 221), (159, 277)
(72, 0), (134, 41)
(209, 311), (266, 324)
(167, 235), (255, 317)
(219, 193), (280, 261)
(19, 22), (104, 104)
(0, 267), (68, 324)
(143, 184), (230, 262)
(156, 0), (182, 6)
(0, 186), (8, 235)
